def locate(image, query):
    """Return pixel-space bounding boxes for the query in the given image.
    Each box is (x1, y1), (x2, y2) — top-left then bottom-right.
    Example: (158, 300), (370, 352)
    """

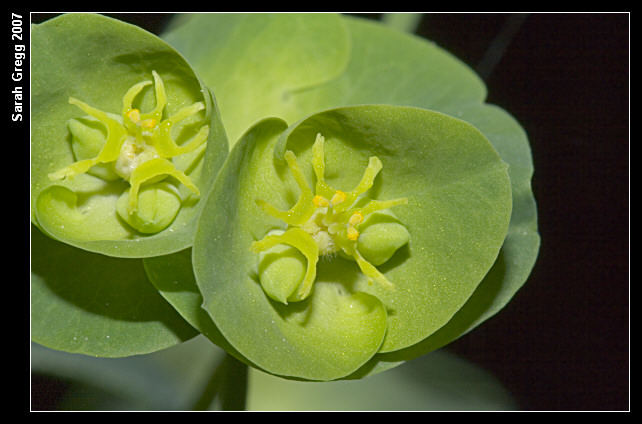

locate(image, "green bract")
(188, 107), (512, 381)
(157, 13), (539, 380)
(31, 13), (228, 258)
(32, 12), (540, 387)
(30, 13), (227, 357)
(31, 225), (198, 357)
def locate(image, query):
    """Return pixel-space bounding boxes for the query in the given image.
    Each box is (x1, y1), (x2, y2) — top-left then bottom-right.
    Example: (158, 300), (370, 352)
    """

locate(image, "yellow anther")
(127, 108), (141, 124)
(142, 118), (157, 129)
(313, 195), (329, 208)
(349, 211), (364, 226)
(347, 226), (359, 241)
(331, 190), (346, 205)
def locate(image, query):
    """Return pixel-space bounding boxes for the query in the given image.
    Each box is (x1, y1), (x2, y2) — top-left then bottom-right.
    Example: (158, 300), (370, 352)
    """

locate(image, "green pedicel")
(48, 71), (209, 233)
(251, 134), (409, 303)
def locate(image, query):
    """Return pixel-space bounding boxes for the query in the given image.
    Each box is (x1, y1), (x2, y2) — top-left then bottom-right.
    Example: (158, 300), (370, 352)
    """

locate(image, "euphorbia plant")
(187, 107), (512, 381)
(31, 12), (539, 405)
(30, 13), (228, 357)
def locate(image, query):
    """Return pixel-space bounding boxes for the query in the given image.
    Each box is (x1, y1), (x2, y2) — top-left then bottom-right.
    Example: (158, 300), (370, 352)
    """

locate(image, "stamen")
(142, 118), (156, 129)
(313, 195), (329, 208)
(322, 202), (335, 227)
(349, 211), (364, 226)
(347, 226), (359, 241)
(331, 190), (346, 205)
(127, 109), (141, 125)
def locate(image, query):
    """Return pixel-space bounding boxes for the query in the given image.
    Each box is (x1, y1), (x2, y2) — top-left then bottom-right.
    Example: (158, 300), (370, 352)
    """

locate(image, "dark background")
(30, 12), (629, 411)
(414, 13), (629, 411)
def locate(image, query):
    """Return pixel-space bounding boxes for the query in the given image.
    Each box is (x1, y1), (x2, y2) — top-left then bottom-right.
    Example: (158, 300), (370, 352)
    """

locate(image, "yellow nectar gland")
(48, 70), (209, 216)
(251, 133), (408, 301)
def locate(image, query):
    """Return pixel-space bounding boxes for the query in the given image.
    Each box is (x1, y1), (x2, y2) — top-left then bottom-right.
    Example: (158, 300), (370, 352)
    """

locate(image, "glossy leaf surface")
(163, 13), (351, 146)
(31, 225), (198, 357)
(190, 105), (512, 380)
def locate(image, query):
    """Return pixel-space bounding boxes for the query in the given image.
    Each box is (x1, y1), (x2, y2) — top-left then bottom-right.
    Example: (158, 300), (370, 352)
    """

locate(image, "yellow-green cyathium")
(252, 134), (410, 304)
(48, 71), (209, 234)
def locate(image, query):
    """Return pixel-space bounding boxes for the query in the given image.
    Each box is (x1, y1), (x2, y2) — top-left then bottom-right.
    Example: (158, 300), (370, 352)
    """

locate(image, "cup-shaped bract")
(191, 106), (512, 381)
(31, 13), (228, 258)
(161, 13), (540, 379)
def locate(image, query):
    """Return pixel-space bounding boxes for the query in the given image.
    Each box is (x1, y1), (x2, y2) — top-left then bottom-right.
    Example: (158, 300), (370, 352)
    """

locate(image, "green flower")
(49, 70), (208, 233)
(31, 13), (538, 381)
(151, 14), (539, 381)
(251, 133), (408, 303)
(30, 13), (228, 357)
(31, 13), (228, 258)
(190, 106), (513, 381)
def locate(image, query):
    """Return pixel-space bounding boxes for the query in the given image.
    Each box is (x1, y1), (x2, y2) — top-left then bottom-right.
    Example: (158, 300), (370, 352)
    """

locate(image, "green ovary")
(48, 71), (209, 234)
(116, 181), (182, 234)
(251, 134), (410, 304)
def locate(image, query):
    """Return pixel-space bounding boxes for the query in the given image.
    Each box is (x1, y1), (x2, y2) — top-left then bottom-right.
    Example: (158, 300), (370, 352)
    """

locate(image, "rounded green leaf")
(31, 13), (228, 258)
(142, 249), (245, 363)
(31, 225), (198, 357)
(357, 104), (541, 377)
(163, 13), (539, 374)
(163, 13), (351, 146)
(192, 104), (511, 380)
(192, 118), (389, 381)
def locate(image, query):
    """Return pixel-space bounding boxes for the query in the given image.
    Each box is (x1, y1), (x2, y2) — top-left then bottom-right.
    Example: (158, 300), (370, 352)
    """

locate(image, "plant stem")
(381, 13), (423, 34)
(476, 13), (529, 80)
(191, 352), (249, 411)
(218, 353), (249, 411)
